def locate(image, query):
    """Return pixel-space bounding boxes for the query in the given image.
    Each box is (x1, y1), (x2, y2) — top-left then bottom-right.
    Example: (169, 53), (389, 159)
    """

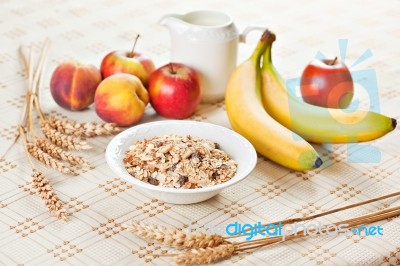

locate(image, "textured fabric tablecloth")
(0, 0), (399, 265)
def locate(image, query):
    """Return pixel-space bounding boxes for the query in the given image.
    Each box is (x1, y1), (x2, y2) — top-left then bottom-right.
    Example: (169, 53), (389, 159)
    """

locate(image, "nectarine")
(94, 74), (149, 126)
(50, 61), (101, 111)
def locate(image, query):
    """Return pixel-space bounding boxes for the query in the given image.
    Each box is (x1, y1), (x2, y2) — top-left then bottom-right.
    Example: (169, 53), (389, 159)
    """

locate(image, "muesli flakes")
(123, 135), (237, 189)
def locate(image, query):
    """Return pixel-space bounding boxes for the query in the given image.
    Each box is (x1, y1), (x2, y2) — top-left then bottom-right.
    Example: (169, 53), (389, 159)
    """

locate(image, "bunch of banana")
(225, 31), (322, 171)
(225, 29), (397, 171)
(260, 30), (396, 144)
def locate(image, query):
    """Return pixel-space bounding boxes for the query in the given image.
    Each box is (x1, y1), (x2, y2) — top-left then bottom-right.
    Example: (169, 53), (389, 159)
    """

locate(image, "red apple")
(100, 35), (155, 87)
(300, 57), (353, 108)
(148, 63), (201, 119)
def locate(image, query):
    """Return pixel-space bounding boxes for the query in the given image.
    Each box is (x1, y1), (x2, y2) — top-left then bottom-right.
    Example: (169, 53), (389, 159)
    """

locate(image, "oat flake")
(123, 135), (237, 189)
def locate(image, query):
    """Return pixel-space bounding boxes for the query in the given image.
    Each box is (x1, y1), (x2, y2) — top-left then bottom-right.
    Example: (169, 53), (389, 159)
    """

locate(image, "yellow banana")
(261, 30), (396, 144)
(225, 30), (322, 171)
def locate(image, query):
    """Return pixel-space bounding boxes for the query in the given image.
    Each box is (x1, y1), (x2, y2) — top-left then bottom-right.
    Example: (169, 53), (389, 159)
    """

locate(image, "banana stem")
(263, 46), (272, 66)
(261, 38), (276, 72)
(249, 29), (276, 64)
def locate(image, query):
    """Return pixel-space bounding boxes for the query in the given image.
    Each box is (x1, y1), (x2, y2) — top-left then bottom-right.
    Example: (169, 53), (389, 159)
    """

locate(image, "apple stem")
(330, 56), (338, 65)
(169, 63), (176, 74)
(128, 34), (140, 58)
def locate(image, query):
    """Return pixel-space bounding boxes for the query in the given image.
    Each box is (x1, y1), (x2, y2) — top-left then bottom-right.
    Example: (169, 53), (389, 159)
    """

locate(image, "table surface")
(0, 0), (400, 265)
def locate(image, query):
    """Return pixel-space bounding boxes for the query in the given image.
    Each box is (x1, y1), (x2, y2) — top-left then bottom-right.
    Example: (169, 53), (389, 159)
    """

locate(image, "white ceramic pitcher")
(159, 10), (265, 103)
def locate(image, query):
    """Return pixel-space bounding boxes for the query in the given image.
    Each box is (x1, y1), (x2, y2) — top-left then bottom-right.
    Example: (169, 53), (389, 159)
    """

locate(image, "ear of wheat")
(40, 121), (91, 150)
(12, 41), (119, 220)
(47, 116), (120, 138)
(27, 142), (71, 174)
(126, 220), (226, 249)
(174, 244), (236, 265)
(35, 138), (89, 166)
(31, 170), (68, 220)
(128, 193), (400, 265)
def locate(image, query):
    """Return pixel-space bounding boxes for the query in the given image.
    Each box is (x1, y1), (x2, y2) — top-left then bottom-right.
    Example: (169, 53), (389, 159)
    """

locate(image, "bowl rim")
(105, 120), (257, 194)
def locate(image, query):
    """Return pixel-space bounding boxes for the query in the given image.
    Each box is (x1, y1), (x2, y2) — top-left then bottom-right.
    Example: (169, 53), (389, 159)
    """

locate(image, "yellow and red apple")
(100, 35), (155, 87)
(50, 61), (102, 111)
(300, 57), (354, 108)
(148, 63), (201, 119)
(94, 73), (149, 127)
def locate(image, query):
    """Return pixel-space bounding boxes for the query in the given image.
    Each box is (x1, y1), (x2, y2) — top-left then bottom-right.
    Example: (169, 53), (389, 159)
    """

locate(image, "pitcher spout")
(158, 13), (184, 27)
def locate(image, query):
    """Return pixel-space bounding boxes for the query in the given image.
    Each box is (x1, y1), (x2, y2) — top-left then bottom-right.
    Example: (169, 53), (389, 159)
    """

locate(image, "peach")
(50, 61), (102, 111)
(94, 73), (149, 126)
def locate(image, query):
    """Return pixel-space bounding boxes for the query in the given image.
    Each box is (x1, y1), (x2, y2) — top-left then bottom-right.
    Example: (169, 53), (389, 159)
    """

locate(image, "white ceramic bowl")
(105, 120), (257, 204)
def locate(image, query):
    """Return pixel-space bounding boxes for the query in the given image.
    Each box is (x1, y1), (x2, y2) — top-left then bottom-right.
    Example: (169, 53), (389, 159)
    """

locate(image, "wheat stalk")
(173, 206), (400, 265)
(174, 244), (236, 265)
(126, 220), (226, 249)
(235, 205), (400, 251)
(47, 116), (120, 138)
(40, 121), (91, 150)
(35, 138), (89, 166)
(26, 142), (71, 174)
(227, 191), (400, 238)
(133, 199), (400, 265)
(31, 170), (68, 220)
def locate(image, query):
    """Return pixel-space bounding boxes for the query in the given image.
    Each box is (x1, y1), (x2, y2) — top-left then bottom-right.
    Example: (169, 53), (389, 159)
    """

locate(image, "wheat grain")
(27, 142), (71, 174)
(175, 244), (236, 265)
(47, 116), (120, 138)
(31, 170), (68, 220)
(40, 121), (91, 150)
(35, 138), (89, 166)
(126, 220), (226, 249)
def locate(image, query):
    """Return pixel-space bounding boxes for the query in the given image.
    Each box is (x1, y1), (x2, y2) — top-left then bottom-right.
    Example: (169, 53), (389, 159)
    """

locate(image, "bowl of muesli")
(105, 120), (257, 204)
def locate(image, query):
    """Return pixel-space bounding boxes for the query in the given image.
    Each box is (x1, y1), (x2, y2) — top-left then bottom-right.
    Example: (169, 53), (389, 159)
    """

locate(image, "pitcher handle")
(239, 25), (267, 43)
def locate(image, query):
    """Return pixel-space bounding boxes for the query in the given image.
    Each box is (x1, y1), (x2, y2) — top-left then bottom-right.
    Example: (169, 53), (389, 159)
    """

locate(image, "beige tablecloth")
(0, 0), (399, 265)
